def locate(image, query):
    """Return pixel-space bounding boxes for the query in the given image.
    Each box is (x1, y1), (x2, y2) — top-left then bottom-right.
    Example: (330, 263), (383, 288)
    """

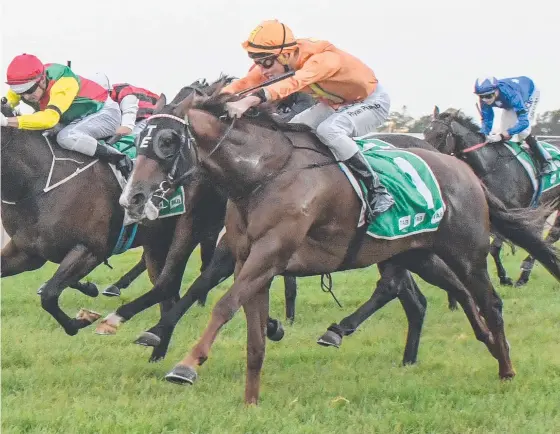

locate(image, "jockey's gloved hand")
(106, 134), (123, 146)
(487, 133), (503, 143)
(1, 113), (8, 127)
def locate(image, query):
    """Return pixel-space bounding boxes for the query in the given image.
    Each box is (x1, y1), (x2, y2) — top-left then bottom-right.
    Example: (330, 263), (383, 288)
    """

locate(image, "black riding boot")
(94, 143), (133, 178)
(525, 134), (552, 175)
(344, 151), (394, 223)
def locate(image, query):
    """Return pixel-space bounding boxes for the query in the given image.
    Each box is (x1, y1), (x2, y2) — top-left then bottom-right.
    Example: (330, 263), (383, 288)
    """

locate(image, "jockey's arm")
(506, 92), (530, 136)
(479, 102), (494, 135)
(16, 77), (79, 130)
(119, 94), (139, 131)
(263, 52), (339, 101)
(221, 67), (264, 94)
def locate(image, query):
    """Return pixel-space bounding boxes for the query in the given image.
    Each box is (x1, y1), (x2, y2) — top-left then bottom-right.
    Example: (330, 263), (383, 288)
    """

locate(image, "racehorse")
(118, 81), (560, 404)
(425, 107), (560, 287)
(1, 99), (152, 334)
(91, 82), (298, 362)
(102, 86), (429, 366)
(0, 93), (236, 340)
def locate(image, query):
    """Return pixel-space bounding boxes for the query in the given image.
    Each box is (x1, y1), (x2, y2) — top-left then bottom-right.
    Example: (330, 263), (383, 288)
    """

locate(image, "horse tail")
(481, 181), (560, 281)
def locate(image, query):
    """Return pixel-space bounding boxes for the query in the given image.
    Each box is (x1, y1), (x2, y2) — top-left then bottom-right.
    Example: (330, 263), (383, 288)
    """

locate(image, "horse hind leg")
(490, 236), (513, 286)
(394, 250), (495, 354)
(515, 212), (560, 287)
(317, 260), (427, 367)
(467, 268), (515, 379)
(40, 244), (102, 336)
(1, 240), (46, 278)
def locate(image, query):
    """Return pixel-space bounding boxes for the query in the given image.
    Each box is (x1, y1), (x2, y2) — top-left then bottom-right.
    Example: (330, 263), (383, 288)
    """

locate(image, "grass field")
(2, 246), (560, 433)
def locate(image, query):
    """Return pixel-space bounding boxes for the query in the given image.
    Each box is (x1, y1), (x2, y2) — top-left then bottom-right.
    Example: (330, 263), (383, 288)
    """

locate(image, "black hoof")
(317, 330), (342, 348)
(76, 282), (99, 298)
(266, 319), (284, 342)
(134, 331), (161, 347)
(165, 365), (197, 385)
(448, 302), (459, 311)
(102, 285), (121, 297)
(149, 348), (167, 363)
(37, 283), (46, 295)
(514, 279), (528, 287)
(500, 277), (514, 286)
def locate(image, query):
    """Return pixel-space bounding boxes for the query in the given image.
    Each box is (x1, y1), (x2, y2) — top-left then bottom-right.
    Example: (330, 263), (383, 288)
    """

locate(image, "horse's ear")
(153, 94), (167, 114)
(176, 91), (206, 117)
(433, 105), (440, 119)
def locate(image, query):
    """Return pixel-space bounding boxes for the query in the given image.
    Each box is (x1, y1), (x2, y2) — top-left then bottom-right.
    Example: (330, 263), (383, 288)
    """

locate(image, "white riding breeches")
(56, 97), (122, 156)
(499, 88), (540, 141)
(289, 84), (391, 161)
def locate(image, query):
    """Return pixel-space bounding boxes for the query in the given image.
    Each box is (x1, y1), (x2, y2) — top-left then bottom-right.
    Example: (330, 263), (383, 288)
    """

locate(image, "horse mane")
(440, 108), (481, 133)
(194, 78), (312, 133)
(171, 74), (238, 105)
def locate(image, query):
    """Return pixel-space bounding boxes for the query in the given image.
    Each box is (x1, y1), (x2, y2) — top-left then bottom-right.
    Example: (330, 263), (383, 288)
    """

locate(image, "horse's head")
(424, 106), (486, 158)
(119, 82), (215, 221)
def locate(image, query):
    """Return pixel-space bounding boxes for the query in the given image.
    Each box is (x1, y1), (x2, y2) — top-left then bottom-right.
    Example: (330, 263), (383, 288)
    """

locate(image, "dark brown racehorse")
(0, 100), (151, 334)
(425, 107), (560, 287)
(1, 94), (224, 341)
(92, 83), (298, 362)
(119, 82), (560, 404)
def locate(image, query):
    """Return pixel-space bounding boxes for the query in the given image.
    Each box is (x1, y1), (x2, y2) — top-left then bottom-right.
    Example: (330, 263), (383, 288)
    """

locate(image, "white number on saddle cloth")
(139, 125), (158, 148)
(393, 157), (435, 209)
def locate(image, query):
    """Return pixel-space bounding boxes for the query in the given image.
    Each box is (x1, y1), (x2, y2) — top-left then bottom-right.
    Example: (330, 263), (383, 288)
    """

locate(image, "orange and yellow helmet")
(242, 20), (297, 56)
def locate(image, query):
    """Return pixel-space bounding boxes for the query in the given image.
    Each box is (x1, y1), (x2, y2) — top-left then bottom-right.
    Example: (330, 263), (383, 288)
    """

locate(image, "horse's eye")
(154, 131), (180, 160)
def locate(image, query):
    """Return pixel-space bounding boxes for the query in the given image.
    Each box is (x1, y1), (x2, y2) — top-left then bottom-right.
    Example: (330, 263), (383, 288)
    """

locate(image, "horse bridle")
(145, 113), (237, 204)
(429, 117), (488, 157)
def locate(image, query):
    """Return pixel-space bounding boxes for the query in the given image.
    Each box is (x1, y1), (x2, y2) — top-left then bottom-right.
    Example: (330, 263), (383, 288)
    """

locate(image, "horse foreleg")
(40, 244), (102, 336)
(95, 232), (195, 336)
(283, 276), (297, 324)
(196, 232), (225, 307)
(135, 235), (236, 360)
(243, 285), (270, 405)
(102, 253), (147, 297)
(490, 236), (513, 286)
(1, 240), (46, 278)
(135, 235), (284, 362)
(165, 224), (300, 404)
(515, 212), (560, 287)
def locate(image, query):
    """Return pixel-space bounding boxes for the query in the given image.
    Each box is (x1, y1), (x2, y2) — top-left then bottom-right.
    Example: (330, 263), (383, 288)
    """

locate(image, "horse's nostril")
(131, 192), (146, 206)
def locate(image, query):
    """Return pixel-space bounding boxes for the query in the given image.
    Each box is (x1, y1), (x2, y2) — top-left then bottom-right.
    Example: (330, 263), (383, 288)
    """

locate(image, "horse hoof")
(102, 285), (121, 297)
(77, 282), (99, 298)
(500, 369), (516, 380)
(76, 308), (102, 324)
(500, 277), (514, 286)
(37, 283), (46, 295)
(134, 331), (161, 347)
(149, 352), (166, 363)
(317, 330), (342, 348)
(266, 319), (284, 342)
(165, 365), (197, 385)
(514, 279), (528, 288)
